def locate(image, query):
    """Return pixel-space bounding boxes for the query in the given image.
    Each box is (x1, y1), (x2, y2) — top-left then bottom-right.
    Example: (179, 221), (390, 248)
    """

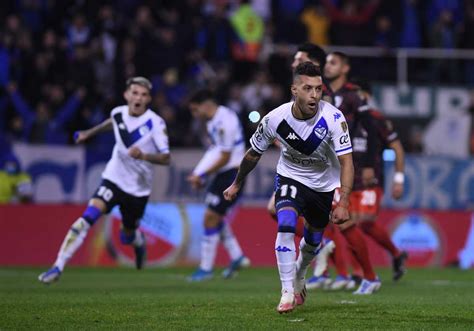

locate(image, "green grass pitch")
(0, 267), (473, 330)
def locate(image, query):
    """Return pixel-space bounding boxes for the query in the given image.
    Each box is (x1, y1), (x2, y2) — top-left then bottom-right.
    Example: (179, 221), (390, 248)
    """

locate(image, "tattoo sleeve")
(234, 148), (262, 185)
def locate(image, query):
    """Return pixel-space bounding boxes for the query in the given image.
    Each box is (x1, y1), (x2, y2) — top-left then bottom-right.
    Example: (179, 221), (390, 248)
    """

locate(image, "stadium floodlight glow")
(248, 111), (261, 123)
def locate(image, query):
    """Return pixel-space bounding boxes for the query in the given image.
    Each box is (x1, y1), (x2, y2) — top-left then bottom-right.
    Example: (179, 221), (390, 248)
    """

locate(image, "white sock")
(54, 218), (90, 271)
(275, 232), (296, 293)
(296, 238), (320, 281)
(200, 231), (220, 271)
(132, 229), (144, 247)
(220, 223), (243, 261)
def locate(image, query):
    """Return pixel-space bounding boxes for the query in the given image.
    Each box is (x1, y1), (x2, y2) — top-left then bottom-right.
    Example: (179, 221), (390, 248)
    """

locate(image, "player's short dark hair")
(293, 61), (322, 81)
(329, 51), (350, 65)
(297, 43), (327, 68)
(126, 76), (152, 91)
(189, 89), (216, 104)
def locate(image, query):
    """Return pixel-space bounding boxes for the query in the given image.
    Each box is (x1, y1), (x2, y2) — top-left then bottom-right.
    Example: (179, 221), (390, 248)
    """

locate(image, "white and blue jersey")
(102, 105), (169, 197)
(250, 100), (352, 192)
(193, 106), (245, 176)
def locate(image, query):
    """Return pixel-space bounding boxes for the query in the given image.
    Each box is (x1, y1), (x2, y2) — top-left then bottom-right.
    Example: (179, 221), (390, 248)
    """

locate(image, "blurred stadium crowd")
(1, 0), (474, 152)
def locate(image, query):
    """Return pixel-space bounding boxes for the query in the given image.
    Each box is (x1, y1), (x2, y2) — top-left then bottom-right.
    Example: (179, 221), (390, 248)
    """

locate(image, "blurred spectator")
(400, 0), (424, 48)
(459, 2), (474, 86)
(230, 0), (264, 82)
(0, 152), (32, 204)
(6, 83), (85, 144)
(300, 4), (330, 46)
(322, 0), (380, 46)
(429, 9), (460, 82)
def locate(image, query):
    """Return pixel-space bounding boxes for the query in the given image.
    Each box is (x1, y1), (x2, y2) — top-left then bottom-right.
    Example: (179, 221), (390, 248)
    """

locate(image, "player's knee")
(304, 227), (323, 247)
(277, 209), (297, 233)
(82, 205), (103, 226)
(120, 229), (136, 245)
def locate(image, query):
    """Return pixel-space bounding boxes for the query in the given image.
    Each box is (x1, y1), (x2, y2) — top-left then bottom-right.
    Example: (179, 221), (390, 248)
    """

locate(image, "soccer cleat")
(392, 251), (408, 281)
(345, 279), (357, 290)
(353, 278), (381, 295)
(222, 256), (251, 279)
(188, 268), (213, 282)
(313, 240), (336, 277)
(294, 285), (307, 306)
(294, 273), (307, 306)
(38, 266), (61, 284)
(134, 232), (147, 270)
(306, 275), (332, 290)
(276, 290), (296, 314)
(327, 275), (350, 290)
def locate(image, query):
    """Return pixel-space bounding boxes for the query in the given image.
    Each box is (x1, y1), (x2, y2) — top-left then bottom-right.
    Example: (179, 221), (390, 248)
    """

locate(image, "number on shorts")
(361, 190), (376, 206)
(97, 186), (113, 202)
(280, 184), (297, 199)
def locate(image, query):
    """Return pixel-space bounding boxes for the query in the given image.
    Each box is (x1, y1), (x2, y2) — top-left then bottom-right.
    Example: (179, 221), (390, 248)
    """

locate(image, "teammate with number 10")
(38, 77), (171, 284)
(224, 62), (354, 313)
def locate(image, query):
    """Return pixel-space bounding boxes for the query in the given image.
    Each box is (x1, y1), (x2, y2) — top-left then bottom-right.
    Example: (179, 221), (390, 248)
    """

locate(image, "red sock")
(342, 225), (376, 281)
(325, 225), (349, 277)
(295, 217), (304, 238)
(349, 249), (363, 278)
(360, 222), (400, 258)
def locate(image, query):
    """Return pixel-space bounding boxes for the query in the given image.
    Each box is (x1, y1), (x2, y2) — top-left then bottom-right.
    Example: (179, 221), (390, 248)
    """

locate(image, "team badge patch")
(341, 121), (348, 132)
(314, 125), (327, 139)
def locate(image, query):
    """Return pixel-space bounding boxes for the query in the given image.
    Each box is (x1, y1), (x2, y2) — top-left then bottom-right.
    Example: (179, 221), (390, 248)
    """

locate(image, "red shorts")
(333, 187), (383, 218)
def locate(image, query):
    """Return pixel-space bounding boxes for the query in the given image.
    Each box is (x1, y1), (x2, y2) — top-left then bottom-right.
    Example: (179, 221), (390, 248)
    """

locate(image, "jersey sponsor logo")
(333, 112), (342, 121)
(113, 113), (153, 147)
(286, 133), (299, 140)
(288, 153), (328, 166)
(339, 134), (350, 145)
(276, 117), (328, 156)
(253, 122), (265, 142)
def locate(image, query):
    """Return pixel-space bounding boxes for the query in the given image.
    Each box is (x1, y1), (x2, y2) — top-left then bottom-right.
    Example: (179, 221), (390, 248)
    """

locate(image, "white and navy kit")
(193, 106), (245, 215)
(94, 105), (169, 228)
(250, 101), (352, 227)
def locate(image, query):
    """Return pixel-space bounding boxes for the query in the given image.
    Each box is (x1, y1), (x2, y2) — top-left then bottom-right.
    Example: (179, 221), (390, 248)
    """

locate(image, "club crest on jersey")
(314, 124), (327, 139)
(139, 125), (150, 136)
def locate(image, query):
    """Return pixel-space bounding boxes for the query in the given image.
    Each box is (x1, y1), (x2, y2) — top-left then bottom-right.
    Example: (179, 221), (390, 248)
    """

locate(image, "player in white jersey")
(224, 62), (354, 313)
(38, 77), (170, 284)
(187, 89), (250, 281)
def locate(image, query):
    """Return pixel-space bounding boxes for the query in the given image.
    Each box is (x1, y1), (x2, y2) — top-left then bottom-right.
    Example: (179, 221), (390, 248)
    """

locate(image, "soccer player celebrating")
(187, 89), (250, 282)
(38, 77), (171, 284)
(224, 62), (354, 313)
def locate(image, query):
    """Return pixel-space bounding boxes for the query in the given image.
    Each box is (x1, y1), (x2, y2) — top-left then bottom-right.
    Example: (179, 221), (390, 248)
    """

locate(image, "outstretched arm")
(223, 148), (262, 201)
(75, 118), (113, 143)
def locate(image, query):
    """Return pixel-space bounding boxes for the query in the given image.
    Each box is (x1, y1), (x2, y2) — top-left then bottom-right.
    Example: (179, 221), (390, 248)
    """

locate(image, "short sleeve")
(213, 118), (237, 152)
(152, 118), (170, 154)
(249, 115), (276, 154)
(332, 113), (352, 156)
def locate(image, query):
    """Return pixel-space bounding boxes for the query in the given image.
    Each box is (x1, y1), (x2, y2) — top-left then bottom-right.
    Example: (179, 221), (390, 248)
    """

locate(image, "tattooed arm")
(223, 148), (262, 201)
